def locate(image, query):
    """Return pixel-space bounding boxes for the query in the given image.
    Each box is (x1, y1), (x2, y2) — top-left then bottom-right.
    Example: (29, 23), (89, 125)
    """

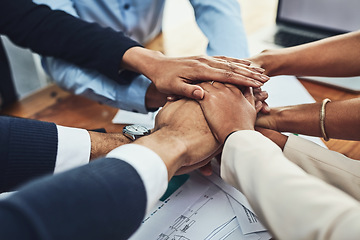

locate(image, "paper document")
(130, 170), (271, 240)
(112, 109), (158, 129)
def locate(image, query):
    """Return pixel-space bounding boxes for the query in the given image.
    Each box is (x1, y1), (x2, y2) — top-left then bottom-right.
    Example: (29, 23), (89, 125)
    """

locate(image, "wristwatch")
(122, 124), (151, 141)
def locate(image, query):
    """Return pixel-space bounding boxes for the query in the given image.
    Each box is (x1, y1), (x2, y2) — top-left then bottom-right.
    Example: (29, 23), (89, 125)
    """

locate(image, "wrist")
(89, 131), (132, 160)
(253, 49), (285, 77)
(121, 47), (164, 79)
(134, 129), (187, 180)
(145, 83), (168, 111)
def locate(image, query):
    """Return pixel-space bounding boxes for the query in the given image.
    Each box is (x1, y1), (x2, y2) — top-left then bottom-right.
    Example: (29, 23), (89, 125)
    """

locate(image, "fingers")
(196, 67), (269, 88)
(243, 87), (255, 108)
(261, 102), (271, 114)
(213, 56), (265, 74)
(198, 162), (213, 176)
(187, 56), (269, 88)
(171, 82), (205, 100)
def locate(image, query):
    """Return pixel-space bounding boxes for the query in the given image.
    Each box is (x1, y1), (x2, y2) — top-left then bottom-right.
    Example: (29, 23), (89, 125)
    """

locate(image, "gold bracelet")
(320, 98), (331, 141)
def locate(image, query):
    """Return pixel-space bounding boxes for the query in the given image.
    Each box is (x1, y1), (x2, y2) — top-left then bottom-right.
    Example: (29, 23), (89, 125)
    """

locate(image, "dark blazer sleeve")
(0, 0), (142, 81)
(0, 116), (58, 193)
(0, 158), (147, 240)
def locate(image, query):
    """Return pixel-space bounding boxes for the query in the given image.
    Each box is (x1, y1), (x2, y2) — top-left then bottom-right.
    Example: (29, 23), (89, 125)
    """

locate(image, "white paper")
(112, 109), (158, 129)
(130, 171), (271, 240)
(227, 195), (267, 235)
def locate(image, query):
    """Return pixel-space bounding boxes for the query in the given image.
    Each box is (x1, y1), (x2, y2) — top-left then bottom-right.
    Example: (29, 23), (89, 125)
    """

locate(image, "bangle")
(320, 98), (331, 141)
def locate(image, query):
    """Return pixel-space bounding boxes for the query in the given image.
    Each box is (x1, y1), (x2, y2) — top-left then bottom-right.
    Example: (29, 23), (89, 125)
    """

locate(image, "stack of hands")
(131, 56), (284, 179)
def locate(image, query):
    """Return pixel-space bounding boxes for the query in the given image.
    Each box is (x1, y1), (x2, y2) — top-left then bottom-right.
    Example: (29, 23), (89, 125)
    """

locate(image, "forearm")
(252, 31), (360, 77)
(1, 0), (141, 81)
(134, 129), (187, 180)
(284, 134), (360, 200)
(221, 131), (360, 240)
(43, 57), (152, 113)
(0, 158), (147, 240)
(89, 131), (132, 160)
(260, 98), (360, 141)
(0, 117), (57, 192)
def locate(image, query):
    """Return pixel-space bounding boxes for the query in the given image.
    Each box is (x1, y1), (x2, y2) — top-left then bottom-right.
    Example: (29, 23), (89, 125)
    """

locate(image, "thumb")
(175, 82), (204, 99)
(243, 87), (255, 107)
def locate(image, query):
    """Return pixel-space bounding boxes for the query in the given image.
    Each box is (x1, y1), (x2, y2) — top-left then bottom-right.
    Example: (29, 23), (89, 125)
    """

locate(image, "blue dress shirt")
(33, 0), (249, 113)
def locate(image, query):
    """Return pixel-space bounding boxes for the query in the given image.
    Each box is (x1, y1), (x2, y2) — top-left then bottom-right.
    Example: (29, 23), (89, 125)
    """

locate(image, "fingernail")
(256, 67), (265, 72)
(260, 75), (270, 81)
(264, 105), (271, 112)
(193, 89), (204, 99)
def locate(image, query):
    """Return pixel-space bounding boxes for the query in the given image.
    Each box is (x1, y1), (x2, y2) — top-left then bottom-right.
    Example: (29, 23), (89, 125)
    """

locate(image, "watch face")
(123, 124), (151, 141)
(125, 125), (150, 134)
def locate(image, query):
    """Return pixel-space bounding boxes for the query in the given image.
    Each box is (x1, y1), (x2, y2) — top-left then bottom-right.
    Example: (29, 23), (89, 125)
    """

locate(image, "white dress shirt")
(33, 0), (249, 113)
(4, 126), (168, 213)
(55, 125), (91, 173)
(221, 130), (360, 240)
(107, 144), (168, 213)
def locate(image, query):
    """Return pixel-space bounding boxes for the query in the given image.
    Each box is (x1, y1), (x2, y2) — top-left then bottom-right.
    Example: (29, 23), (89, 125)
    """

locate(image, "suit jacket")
(0, 157), (147, 240)
(221, 131), (360, 240)
(0, 116), (58, 193)
(0, 0), (142, 190)
(0, 0), (141, 82)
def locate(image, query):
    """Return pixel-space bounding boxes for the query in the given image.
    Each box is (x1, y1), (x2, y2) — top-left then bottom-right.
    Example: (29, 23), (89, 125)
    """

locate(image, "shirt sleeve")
(189, 0), (249, 58)
(0, 116), (57, 192)
(106, 144), (168, 213)
(54, 126), (90, 174)
(221, 130), (360, 240)
(0, 0), (141, 81)
(42, 57), (151, 113)
(283, 134), (360, 201)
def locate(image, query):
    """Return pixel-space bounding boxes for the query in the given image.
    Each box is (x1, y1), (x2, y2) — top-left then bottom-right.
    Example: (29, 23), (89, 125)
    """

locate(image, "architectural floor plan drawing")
(129, 170), (271, 240)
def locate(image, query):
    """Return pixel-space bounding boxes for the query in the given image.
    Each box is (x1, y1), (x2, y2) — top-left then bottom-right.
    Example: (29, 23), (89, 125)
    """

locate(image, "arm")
(222, 131), (360, 240)
(256, 127), (360, 200)
(283, 134), (360, 200)
(0, 0), (141, 81)
(32, 0), (167, 112)
(0, 99), (219, 239)
(189, 0), (249, 58)
(195, 83), (360, 239)
(0, 116), (57, 193)
(0, 116), (132, 192)
(256, 98), (360, 141)
(249, 31), (360, 77)
(43, 57), (166, 113)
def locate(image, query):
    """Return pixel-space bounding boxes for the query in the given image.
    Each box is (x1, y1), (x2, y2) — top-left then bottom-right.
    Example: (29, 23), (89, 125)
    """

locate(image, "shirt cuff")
(55, 126), (90, 174)
(106, 144), (168, 213)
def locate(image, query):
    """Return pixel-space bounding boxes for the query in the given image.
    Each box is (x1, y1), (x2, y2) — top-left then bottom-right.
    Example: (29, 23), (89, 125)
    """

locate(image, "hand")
(135, 99), (220, 178)
(122, 47), (269, 100)
(253, 87), (270, 113)
(145, 82), (168, 111)
(255, 127), (288, 150)
(196, 82), (257, 144)
(247, 49), (276, 77)
(255, 107), (282, 131)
